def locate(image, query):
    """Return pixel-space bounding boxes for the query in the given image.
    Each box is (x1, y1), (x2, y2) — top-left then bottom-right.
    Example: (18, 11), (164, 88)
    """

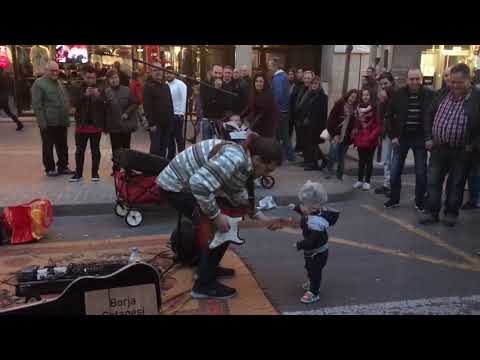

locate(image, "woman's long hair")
(248, 73), (272, 108)
(335, 89), (359, 108)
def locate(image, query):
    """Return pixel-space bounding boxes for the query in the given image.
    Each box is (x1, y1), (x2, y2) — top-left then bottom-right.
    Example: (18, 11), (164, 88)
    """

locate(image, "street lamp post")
(342, 45), (353, 95)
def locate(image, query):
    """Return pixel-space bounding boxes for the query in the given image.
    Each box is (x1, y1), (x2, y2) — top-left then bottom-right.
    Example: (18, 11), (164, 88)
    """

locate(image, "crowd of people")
(26, 57), (480, 230)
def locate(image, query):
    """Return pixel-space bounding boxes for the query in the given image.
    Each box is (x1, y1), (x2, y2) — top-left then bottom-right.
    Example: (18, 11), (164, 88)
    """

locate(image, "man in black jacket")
(143, 63), (175, 157)
(69, 65), (105, 182)
(420, 63), (480, 227)
(384, 69), (435, 211)
(0, 68), (23, 131)
(200, 64), (225, 140)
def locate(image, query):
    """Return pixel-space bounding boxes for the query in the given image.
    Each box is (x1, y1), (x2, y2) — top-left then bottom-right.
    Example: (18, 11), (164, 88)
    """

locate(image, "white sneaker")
(362, 183), (371, 191)
(353, 181), (363, 189)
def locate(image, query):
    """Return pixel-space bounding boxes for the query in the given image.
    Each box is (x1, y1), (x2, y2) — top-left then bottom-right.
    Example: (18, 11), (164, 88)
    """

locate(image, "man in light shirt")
(165, 66), (187, 160)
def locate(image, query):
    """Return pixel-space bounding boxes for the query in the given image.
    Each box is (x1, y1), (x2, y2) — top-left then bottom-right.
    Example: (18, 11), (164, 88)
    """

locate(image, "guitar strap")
(208, 141), (255, 216)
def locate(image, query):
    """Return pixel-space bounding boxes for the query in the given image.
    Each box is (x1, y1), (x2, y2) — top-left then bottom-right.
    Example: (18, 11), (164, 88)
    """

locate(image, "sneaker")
(419, 212), (439, 225)
(362, 183), (371, 191)
(300, 291), (320, 304)
(353, 181), (363, 189)
(191, 282), (237, 300)
(415, 204), (425, 213)
(69, 174), (82, 182)
(442, 213), (458, 227)
(461, 201), (479, 210)
(46, 170), (58, 177)
(91, 173), (100, 182)
(58, 168), (75, 175)
(16, 122), (24, 131)
(374, 186), (390, 195)
(384, 199), (400, 209)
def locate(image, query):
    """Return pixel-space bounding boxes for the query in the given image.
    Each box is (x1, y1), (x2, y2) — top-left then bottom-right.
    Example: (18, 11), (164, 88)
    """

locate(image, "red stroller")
(112, 149), (169, 228)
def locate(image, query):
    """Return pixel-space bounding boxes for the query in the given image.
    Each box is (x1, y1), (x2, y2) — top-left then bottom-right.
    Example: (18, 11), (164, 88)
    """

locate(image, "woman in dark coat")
(298, 76), (329, 171)
(241, 74), (279, 138)
(326, 89), (359, 180)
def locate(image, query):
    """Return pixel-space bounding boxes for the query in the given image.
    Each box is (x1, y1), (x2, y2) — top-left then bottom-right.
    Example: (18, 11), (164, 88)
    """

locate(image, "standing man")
(31, 61), (74, 177)
(114, 61), (130, 87)
(222, 65), (236, 115)
(0, 68), (23, 131)
(268, 57), (295, 162)
(200, 64), (224, 140)
(293, 71), (314, 156)
(374, 72), (396, 196)
(420, 63), (480, 226)
(69, 65), (105, 182)
(384, 69), (435, 210)
(165, 66), (187, 161)
(143, 63), (175, 157)
(239, 65), (251, 90)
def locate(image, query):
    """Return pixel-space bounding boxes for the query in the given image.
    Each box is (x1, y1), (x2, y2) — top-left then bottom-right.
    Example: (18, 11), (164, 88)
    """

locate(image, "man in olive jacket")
(31, 61), (74, 177)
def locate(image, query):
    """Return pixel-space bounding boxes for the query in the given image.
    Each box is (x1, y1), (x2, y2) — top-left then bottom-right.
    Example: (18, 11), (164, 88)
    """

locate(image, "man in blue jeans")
(268, 57), (295, 162)
(384, 69), (435, 211)
(420, 63), (480, 227)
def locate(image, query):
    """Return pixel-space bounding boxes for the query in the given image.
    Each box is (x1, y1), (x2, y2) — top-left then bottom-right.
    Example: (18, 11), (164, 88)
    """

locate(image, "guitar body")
(0, 262), (162, 316)
(195, 207), (249, 251)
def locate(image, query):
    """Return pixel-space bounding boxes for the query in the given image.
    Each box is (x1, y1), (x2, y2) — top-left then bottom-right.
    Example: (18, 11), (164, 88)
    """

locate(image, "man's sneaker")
(46, 170), (58, 177)
(384, 199), (400, 209)
(69, 174), (82, 182)
(442, 213), (458, 227)
(300, 291), (320, 304)
(362, 183), (371, 191)
(58, 168), (75, 175)
(419, 212), (439, 225)
(16, 122), (24, 131)
(415, 204), (425, 213)
(374, 186), (390, 195)
(191, 282), (237, 300)
(353, 181), (363, 189)
(91, 173), (100, 182)
(461, 201), (479, 210)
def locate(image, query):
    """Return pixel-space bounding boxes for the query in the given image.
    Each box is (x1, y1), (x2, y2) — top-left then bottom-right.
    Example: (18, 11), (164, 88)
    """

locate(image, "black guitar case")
(0, 262), (162, 316)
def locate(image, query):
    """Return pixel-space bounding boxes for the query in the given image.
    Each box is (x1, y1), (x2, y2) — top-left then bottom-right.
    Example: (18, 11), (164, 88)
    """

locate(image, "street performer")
(157, 133), (285, 299)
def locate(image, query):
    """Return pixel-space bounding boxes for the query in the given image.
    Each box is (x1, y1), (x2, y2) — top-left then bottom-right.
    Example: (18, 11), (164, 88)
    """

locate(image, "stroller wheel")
(125, 209), (143, 228)
(114, 202), (128, 217)
(261, 176), (275, 189)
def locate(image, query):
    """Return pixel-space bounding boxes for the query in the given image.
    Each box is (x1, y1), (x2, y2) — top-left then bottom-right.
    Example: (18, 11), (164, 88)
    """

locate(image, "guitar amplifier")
(15, 262), (127, 299)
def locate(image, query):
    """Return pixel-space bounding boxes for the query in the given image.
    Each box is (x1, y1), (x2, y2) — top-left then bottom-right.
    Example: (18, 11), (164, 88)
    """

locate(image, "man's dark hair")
(378, 71), (394, 84)
(82, 65), (96, 74)
(165, 65), (174, 71)
(246, 133), (283, 166)
(450, 63), (471, 78)
(223, 65), (234, 71)
(367, 66), (376, 73)
(288, 67), (297, 73)
(211, 64), (223, 70)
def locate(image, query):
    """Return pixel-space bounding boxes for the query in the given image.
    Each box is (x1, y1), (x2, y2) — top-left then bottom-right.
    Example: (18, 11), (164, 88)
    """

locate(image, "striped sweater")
(157, 139), (254, 219)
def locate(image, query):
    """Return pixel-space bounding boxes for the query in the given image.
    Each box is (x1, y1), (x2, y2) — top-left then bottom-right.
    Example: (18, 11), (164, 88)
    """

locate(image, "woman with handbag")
(103, 69), (139, 171)
(351, 89), (382, 191)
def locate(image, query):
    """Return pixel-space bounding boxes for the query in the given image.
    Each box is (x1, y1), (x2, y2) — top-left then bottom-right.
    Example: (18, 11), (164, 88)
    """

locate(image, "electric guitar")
(195, 207), (296, 250)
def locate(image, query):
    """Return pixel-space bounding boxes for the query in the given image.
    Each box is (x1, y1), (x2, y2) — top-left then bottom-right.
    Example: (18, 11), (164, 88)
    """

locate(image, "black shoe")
(419, 212), (439, 225)
(91, 173), (100, 182)
(384, 200), (400, 209)
(191, 282), (237, 300)
(442, 213), (458, 227)
(319, 160), (328, 171)
(375, 186), (390, 195)
(415, 204), (425, 213)
(217, 266), (235, 278)
(46, 170), (59, 177)
(58, 168), (75, 175)
(304, 166), (319, 171)
(461, 201), (479, 210)
(69, 174), (82, 182)
(16, 122), (24, 131)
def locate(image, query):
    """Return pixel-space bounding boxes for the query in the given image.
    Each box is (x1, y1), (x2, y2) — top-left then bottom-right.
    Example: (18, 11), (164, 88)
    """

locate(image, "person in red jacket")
(351, 89), (382, 191)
